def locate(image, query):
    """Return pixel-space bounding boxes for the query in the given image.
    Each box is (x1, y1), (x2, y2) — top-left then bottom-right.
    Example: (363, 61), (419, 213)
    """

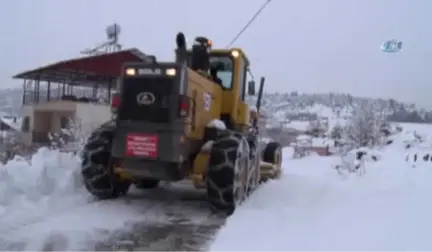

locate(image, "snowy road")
(1, 183), (225, 251)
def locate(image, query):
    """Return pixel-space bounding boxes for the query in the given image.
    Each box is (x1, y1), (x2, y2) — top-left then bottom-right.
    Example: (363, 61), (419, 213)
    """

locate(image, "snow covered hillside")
(210, 124), (432, 250)
(0, 87), (430, 124)
(248, 92), (432, 125)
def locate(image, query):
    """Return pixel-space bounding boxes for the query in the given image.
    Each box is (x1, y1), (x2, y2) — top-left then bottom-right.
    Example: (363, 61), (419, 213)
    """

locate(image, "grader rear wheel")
(206, 132), (251, 216)
(81, 121), (131, 199)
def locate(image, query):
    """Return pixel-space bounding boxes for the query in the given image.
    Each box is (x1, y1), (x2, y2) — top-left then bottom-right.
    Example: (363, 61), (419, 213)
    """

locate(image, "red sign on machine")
(125, 133), (158, 158)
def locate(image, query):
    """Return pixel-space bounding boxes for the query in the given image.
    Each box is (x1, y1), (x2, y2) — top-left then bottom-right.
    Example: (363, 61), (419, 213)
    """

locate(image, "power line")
(226, 0), (274, 48)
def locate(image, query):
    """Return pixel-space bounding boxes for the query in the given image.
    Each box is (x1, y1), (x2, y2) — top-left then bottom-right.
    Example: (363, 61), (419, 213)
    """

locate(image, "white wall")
(20, 102), (111, 145)
(33, 101), (77, 112)
(76, 103), (111, 136)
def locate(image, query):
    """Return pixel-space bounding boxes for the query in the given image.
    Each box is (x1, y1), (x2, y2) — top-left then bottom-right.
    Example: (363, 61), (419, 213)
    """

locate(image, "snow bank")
(334, 127), (432, 175)
(0, 147), (86, 232)
(210, 145), (432, 250)
(0, 147), (210, 251)
(0, 147), (159, 251)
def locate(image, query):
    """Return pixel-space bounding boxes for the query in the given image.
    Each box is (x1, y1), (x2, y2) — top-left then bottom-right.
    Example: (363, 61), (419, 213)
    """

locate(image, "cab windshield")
(187, 53), (233, 89)
(209, 55), (233, 89)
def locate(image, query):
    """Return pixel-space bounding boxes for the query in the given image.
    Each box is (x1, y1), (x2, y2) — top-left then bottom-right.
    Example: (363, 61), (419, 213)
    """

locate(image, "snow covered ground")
(210, 128), (432, 251)
(2, 123), (432, 250)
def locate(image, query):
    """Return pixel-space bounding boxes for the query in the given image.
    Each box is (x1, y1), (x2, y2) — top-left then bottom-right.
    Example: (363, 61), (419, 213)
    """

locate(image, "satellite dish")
(81, 23), (122, 55)
(106, 23), (121, 40)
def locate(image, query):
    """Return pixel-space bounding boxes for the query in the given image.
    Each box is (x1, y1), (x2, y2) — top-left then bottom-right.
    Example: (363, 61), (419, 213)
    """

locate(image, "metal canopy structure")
(13, 48), (148, 86)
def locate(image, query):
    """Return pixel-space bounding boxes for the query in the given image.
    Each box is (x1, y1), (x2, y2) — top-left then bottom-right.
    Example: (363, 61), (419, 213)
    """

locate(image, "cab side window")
(238, 57), (247, 101)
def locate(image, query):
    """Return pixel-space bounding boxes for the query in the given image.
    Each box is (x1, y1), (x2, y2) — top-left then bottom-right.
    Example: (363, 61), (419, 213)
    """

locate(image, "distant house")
(282, 121), (309, 134)
(0, 115), (21, 132)
(0, 120), (14, 131)
(293, 134), (332, 157)
(0, 114), (22, 147)
(308, 146), (331, 156)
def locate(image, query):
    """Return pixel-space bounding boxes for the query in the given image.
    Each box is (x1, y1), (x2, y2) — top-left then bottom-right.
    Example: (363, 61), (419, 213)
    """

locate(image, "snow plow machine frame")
(81, 32), (282, 215)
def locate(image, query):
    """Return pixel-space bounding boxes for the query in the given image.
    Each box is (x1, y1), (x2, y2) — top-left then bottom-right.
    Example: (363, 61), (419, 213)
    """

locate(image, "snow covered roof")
(13, 48), (150, 86)
(282, 121), (309, 131)
(311, 137), (334, 147)
(296, 134), (312, 141)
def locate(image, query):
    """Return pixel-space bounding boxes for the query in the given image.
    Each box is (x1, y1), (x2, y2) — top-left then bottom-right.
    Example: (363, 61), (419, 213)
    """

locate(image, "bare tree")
(334, 102), (388, 177)
(48, 117), (94, 154)
(342, 101), (386, 150)
(330, 124), (343, 140)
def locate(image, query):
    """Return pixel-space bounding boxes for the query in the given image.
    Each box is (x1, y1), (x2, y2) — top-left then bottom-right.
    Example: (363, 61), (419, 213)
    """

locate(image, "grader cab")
(81, 32), (282, 215)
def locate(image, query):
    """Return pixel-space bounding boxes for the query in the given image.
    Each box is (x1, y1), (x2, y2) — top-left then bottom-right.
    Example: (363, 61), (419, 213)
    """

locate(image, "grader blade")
(259, 161), (281, 180)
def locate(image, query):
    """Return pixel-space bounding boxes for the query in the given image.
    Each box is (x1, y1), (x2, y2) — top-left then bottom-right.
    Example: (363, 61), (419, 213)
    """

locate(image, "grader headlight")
(125, 68), (136, 76)
(231, 50), (240, 58)
(165, 68), (176, 76)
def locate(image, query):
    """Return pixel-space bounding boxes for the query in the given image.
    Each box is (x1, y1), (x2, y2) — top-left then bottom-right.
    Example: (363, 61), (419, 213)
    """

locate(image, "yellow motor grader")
(81, 32), (282, 215)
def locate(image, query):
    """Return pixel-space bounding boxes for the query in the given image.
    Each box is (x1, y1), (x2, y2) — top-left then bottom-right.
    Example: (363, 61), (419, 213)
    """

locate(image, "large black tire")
(135, 179), (160, 189)
(81, 121), (131, 199)
(262, 141), (283, 179)
(206, 132), (252, 215)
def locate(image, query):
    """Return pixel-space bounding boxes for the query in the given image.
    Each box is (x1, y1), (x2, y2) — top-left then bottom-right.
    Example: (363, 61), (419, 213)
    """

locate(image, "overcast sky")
(2, 0), (431, 107)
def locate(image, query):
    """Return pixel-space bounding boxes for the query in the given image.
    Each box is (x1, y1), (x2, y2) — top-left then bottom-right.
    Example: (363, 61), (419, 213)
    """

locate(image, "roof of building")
(13, 48), (149, 86)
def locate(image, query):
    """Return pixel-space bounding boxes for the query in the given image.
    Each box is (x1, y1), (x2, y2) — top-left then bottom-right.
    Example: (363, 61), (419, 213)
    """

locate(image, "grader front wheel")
(246, 135), (261, 194)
